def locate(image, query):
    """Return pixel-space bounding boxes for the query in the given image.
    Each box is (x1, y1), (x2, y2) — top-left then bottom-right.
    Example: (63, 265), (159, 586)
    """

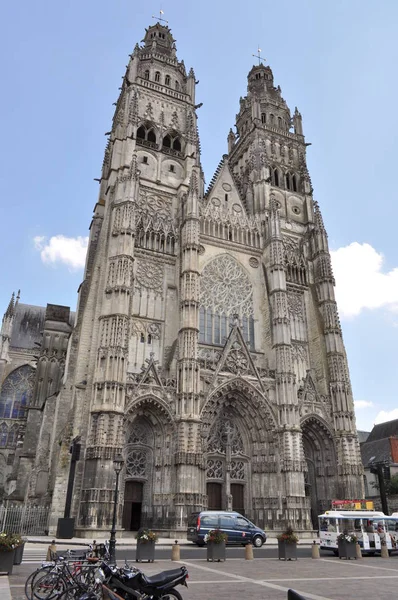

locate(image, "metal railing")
(0, 504), (50, 535)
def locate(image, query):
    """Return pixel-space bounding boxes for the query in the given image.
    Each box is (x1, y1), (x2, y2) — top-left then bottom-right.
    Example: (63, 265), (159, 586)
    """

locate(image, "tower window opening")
(142, 156), (148, 164)
(147, 334), (152, 344)
(273, 168), (279, 187)
(278, 116), (282, 128)
(147, 128), (156, 143)
(165, 75), (171, 86)
(225, 194), (228, 202)
(169, 164), (175, 173)
(292, 174), (297, 192)
(270, 114), (274, 125)
(175, 81), (180, 91)
(172, 137), (181, 152)
(144, 70), (149, 80)
(136, 124), (157, 146)
(140, 333), (145, 343)
(137, 126), (146, 140)
(286, 173), (291, 190)
(155, 71), (160, 82)
(163, 134), (171, 148)
(261, 113), (266, 124)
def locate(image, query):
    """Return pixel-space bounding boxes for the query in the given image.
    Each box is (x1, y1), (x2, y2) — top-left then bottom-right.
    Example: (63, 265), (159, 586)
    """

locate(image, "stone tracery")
(200, 255), (253, 317)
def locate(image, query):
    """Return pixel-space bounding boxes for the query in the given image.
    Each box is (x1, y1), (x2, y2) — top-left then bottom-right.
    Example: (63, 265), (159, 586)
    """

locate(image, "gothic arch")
(301, 414), (337, 526)
(202, 377), (277, 435)
(201, 380), (278, 514)
(125, 394), (175, 429)
(123, 395), (175, 530)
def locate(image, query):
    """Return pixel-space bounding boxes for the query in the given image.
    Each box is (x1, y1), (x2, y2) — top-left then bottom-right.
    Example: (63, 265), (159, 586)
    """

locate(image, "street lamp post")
(109, 454), (124, 564)
(369, 459), (389, 515)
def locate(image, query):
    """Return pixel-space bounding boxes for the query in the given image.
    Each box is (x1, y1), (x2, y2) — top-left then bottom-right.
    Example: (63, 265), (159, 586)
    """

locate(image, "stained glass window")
(0, 365), (35, 420)
(199, 256), (255, 349)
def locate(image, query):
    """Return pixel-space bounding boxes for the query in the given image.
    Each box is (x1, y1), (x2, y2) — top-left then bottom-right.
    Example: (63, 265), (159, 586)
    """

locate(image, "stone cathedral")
(0, 21), (364, 536)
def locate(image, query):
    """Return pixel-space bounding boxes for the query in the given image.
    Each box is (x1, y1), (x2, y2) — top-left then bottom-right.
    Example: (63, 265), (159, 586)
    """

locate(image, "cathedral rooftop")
(9, 303), (75, 350)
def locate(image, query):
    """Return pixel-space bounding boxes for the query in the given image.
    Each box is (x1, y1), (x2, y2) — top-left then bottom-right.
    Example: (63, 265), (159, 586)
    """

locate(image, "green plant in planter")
(277, 526), (299, 544)
(337, 532), (357, 544)
(204, 529), (228, 544)
(0, 532), (17, 552)
(11, 534), (27, 547)
(135, 529), (158, 543)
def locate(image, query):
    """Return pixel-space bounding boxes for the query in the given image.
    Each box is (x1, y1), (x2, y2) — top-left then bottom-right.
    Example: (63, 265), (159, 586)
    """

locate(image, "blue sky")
(1, 0), (397, 431)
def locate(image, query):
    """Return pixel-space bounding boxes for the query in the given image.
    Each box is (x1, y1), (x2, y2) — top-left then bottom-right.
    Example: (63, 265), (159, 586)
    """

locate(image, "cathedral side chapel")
(0, 21), (364, 535)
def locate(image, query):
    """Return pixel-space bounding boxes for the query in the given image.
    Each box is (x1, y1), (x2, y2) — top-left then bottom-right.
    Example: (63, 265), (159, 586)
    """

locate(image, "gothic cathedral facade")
(0, 22), (364, 535)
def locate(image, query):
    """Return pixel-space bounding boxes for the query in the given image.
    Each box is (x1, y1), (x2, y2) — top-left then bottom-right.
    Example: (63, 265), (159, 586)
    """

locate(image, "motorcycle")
(78, 561), (189, 600)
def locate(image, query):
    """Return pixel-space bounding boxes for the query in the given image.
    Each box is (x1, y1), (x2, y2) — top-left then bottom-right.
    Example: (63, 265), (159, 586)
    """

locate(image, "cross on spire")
(152, 7), (168, 25)
(252, 46), (266, 65)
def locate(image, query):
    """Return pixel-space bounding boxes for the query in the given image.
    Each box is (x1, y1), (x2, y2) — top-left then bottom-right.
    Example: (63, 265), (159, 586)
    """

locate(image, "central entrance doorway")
(122, 481), (143, 531)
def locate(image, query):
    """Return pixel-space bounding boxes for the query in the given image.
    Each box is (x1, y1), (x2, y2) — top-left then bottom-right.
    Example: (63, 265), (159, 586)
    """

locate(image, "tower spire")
(152, 9), (168, 25)
(252, 46), (266, 66)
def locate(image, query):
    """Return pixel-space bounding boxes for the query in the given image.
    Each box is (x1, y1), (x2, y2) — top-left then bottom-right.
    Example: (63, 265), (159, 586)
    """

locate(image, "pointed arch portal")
(202, 381), (277, 517)
(301, 416), (337, 527)
(123, 397), (175, 530)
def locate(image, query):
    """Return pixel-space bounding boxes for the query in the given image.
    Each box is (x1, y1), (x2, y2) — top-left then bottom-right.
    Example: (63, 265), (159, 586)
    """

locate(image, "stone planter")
(13, 543), (25, 565)
(207, 541), (226, 562)
(136, 540), (155, 563)
(278, 541), (297, 561)
(338, 541), (357, 560)
(0, 549), (16, 574)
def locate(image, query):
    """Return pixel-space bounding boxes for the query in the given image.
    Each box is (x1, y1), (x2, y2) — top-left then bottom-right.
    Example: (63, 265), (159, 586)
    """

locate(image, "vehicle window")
(201, 515), (219, 527)
(236, 517), (249, 528)
(219, 516), (235, 529)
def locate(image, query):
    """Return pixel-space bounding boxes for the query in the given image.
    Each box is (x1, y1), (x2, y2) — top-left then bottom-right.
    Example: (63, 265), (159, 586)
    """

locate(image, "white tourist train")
(318, 509), (398, 555)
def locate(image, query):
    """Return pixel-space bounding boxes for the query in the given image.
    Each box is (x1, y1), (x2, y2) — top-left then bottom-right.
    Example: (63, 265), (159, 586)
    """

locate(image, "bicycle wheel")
(25, 566), (54, 600)
(32, 571), (66, 600)
(56, 586), (94, 600)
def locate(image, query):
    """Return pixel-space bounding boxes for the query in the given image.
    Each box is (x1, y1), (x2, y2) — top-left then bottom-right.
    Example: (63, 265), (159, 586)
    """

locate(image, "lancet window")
(271, 167), (280, 187)
(0, 423), (20, 448)
(285, 172), (298, 192)
(199, 255), (255, 349)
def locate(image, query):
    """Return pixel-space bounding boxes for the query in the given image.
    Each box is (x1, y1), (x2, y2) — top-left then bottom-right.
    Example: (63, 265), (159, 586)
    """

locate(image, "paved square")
(10, 556), (398, 600)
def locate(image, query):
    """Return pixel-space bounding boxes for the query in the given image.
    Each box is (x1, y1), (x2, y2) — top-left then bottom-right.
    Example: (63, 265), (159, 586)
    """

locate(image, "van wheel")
(252, 535), (263, 548)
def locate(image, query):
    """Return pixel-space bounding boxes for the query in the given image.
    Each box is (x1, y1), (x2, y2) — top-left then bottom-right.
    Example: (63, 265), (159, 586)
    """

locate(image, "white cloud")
(374, 408), (398, 425)
(34, 235), (88, 270)
(354, 400), (373, 409)
(330, 242), (398, 318)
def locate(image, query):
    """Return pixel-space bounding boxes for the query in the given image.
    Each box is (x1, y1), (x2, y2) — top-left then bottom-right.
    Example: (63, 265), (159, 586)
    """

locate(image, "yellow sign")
(331, 499), (374, 510)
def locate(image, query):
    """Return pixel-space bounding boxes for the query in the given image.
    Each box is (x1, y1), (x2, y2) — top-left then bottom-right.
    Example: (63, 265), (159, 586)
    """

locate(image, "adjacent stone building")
(0, 21), (364, 535)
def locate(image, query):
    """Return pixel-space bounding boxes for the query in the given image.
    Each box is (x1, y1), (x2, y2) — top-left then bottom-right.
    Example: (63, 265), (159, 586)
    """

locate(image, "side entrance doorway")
(231, 483), (244, 515)
(122, 481), (143, 531)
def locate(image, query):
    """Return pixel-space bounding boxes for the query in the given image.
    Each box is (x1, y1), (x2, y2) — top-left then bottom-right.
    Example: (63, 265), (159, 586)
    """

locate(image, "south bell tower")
(26, 25), (363, 536)
(43, 21), (205, 534)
